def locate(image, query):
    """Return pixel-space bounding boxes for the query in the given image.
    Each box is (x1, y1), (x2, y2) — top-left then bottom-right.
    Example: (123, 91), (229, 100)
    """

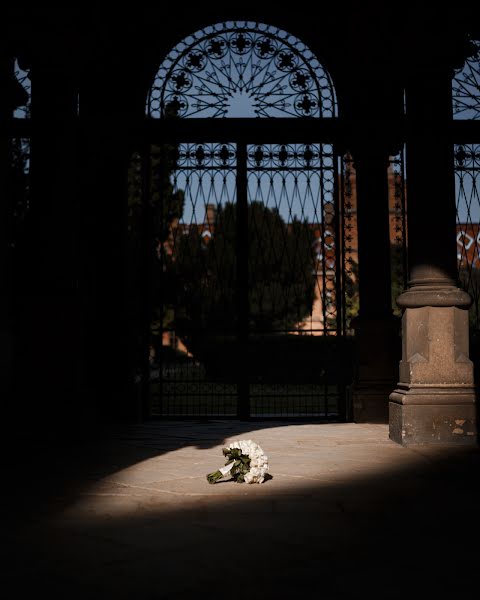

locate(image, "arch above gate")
(452, 39), (480, 120)
(147, 21), (337, 119)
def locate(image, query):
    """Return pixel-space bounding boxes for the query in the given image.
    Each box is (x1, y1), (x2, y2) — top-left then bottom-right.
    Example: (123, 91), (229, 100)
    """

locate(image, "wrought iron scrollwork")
(247, 144), (321, 169)
(175, 143), (237, 169)
(13, 58), (31, 119)
(452, 40), (480, 120)
(454, 144), (480, 170)
(148, 22), (336, 119)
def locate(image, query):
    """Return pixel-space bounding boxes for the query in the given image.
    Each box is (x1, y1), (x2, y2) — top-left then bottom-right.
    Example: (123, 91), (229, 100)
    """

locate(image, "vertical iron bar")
(318, 143), (329, 419)
(333, 145), (346, 421)
(236, 141), (250, 419)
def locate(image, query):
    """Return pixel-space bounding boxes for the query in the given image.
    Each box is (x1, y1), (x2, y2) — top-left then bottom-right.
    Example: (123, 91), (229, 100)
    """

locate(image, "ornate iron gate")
(133, 138), (355, 419)
(129, 21), (359, 419)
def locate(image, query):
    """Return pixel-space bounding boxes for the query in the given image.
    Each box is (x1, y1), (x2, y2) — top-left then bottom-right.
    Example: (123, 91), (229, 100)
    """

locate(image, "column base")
(389, 386), (477, 445)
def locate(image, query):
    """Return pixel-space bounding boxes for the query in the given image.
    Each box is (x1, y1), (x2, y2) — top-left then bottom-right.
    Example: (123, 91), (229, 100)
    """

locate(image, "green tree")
(170, 200), (316, 357)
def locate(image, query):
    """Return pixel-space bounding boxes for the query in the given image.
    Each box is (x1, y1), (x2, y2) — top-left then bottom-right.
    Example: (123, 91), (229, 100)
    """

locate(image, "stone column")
(389, 67), (476, 445)
(13, 60), (88, 439)
(351, 142), (400, 422)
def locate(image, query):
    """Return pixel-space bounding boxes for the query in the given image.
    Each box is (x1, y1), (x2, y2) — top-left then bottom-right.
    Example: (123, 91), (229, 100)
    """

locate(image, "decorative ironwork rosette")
(148, 21), (336, 118)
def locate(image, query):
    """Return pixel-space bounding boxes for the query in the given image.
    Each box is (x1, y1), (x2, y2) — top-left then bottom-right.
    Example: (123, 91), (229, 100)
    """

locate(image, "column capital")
(396, 285), (472, 309)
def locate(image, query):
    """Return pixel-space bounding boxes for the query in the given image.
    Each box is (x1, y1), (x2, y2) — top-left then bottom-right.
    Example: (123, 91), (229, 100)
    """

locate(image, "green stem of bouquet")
(206, 448), (252, 484)
(206, 470), (224, 484)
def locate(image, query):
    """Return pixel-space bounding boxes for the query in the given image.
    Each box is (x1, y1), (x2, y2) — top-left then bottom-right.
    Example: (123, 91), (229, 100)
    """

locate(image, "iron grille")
(454, 144), (480, 332)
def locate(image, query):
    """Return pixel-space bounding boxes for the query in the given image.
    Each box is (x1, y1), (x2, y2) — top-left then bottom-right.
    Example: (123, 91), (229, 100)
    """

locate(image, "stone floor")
(3, 420), (480, 599)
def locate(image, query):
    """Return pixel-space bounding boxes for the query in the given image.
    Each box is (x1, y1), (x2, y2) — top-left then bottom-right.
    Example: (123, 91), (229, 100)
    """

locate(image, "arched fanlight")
(147, 21), (337, 119)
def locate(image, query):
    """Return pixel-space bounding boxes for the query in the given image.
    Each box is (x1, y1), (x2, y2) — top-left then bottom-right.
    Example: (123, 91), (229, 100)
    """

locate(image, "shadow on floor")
(3, 421), (480, 599)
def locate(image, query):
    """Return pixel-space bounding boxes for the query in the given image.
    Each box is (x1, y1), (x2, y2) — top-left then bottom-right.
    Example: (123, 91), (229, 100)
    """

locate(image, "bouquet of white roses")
(206, 439), (268, 484)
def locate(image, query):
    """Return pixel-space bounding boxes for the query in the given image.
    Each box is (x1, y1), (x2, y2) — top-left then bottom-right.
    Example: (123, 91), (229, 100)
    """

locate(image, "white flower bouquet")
(206, 439), (269, 484)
